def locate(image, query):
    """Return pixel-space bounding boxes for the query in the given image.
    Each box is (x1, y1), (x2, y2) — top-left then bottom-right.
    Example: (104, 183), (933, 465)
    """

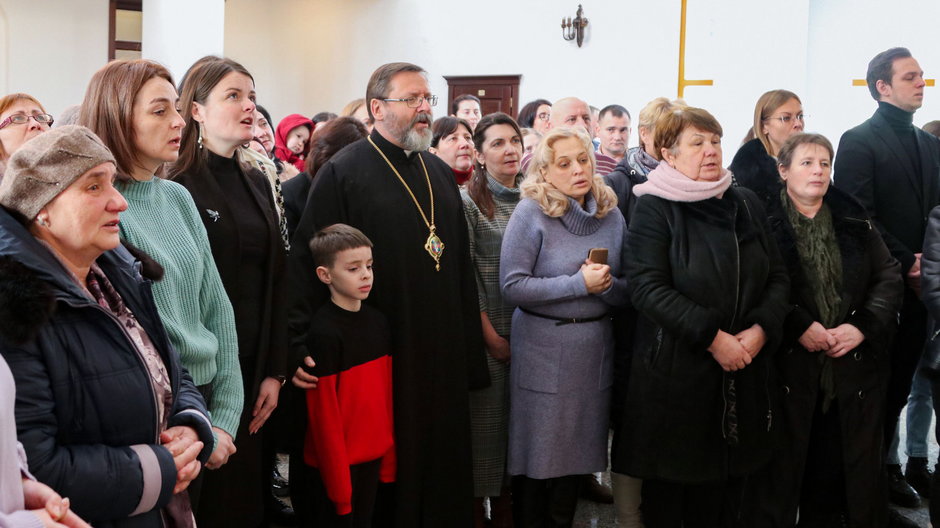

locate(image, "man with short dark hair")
(834, 47), (940, 527)
(452, 93), (482, 130)
(595, 104), (632, 162)
(289, 62), (487, 527)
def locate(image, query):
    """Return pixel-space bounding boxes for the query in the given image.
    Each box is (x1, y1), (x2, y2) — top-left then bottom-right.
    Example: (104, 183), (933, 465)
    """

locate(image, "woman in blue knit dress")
(500, 127), (628, 527)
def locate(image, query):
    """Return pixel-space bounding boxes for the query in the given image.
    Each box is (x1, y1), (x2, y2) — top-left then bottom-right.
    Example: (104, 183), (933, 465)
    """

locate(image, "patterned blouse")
(87, 264), (173, 430)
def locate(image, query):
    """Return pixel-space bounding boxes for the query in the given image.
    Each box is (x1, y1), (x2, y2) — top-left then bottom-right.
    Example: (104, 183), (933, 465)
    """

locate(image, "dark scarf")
(782, 189), (843, 412)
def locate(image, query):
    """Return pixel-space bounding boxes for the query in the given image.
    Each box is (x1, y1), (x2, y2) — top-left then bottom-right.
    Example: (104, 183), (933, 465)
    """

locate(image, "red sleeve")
(305, 376), (353, 515)
(379, 357), (396, 483)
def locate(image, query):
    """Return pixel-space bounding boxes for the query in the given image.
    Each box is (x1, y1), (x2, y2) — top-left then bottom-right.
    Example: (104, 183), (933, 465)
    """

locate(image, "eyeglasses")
(382, 95), (438, 108)
(0, 113), (54, 130)
(764, 114), (806, 125)
(537, 112), (550, 121)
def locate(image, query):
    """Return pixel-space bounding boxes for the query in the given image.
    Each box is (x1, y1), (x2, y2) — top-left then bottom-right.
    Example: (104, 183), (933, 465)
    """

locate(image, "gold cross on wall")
(851, 79), (935, 87)
(677, 0), (713, 98)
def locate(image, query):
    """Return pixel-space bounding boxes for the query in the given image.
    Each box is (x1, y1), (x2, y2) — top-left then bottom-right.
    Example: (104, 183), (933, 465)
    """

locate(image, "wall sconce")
(561, 5), (589, 47)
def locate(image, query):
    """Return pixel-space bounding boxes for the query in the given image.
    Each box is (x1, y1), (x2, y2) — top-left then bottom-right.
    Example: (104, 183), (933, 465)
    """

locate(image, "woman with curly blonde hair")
(500, 127), (627, 527)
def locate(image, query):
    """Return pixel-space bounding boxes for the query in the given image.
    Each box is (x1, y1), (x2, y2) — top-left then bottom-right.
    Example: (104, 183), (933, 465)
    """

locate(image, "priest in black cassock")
(287, 62), (489, 527)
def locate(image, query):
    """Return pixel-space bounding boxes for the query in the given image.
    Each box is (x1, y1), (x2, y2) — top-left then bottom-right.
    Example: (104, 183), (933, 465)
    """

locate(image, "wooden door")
(444, 75), (521, 118)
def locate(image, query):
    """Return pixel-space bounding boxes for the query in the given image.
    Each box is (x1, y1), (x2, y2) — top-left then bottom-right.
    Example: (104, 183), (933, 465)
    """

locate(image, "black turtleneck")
(878, 101), (921, 174)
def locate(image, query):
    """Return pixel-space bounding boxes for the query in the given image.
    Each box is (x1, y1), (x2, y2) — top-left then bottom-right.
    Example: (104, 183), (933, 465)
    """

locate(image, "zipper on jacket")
(62, 297), (162, 442)
(845, 216), (872, 230)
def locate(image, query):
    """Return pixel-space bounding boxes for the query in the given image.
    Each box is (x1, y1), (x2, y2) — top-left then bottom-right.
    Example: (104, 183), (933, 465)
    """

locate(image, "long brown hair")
(468, 112), (523, 219)
(168, 56), (254, 179)
(79, 59), (175, 181)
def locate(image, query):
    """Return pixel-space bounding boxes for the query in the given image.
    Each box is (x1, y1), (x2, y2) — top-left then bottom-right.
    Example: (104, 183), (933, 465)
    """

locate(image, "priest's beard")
(391, 112), (433, 151)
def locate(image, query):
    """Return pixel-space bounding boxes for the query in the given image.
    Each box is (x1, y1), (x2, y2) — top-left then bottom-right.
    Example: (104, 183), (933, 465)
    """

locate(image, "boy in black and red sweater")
(303, 224), (394, 527)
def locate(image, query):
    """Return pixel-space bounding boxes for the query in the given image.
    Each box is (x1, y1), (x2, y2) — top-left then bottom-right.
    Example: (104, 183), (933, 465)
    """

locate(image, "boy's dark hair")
(309, 224), (373, 268)
(866, 47), (912, 101)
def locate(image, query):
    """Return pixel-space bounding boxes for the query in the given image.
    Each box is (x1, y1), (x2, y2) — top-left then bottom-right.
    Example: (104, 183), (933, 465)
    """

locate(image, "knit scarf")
(626, 146), (659, 176)
(782, 189), (843, 413)
(633, 161), (732, 202)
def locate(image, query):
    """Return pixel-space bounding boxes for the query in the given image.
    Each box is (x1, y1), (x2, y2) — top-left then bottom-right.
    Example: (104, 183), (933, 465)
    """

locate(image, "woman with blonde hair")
(0, 93), (53, 168)
(500, 127), (627, 527)
(730, 89), (804, 192)
(607, 97), (686, 223)
(340, 97), (372, 132)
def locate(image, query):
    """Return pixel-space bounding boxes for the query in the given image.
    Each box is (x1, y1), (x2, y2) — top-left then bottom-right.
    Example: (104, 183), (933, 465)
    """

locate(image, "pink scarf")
(633, 161), (732, 202)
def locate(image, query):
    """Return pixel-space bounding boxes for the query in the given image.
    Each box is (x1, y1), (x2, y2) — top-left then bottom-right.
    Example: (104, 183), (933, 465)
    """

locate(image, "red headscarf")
(274, 114), (314, 171)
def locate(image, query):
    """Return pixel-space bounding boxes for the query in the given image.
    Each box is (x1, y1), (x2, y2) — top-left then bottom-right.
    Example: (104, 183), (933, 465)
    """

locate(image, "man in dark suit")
(834, 47), (940, 523)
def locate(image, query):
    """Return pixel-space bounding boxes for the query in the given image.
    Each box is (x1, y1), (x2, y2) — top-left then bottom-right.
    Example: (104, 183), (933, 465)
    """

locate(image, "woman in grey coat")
(500, 127), (628, 527)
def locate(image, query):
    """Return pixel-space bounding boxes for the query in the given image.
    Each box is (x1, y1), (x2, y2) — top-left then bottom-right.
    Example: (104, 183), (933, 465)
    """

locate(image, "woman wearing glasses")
(0, 94), (53, 167)
(517, 99), (552, 135)
(730, 90), (804, 192)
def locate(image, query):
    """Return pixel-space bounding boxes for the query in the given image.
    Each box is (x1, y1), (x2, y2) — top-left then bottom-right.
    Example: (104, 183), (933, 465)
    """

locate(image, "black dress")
(174, 151), (289, 527)
(289, 129), (487, 527)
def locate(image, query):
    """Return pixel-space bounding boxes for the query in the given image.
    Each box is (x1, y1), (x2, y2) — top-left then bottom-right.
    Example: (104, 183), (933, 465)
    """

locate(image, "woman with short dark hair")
(517, 99), (551, 134)
(430, 116), (474, 185)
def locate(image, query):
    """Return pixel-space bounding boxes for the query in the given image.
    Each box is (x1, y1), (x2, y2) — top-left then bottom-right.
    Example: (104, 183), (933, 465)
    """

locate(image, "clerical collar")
(370, 129), (415, 161)
(878, 101), (915, 132)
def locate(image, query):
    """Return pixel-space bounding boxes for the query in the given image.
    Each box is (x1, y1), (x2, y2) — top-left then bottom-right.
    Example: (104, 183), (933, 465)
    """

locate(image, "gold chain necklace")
(367, 136), (444, 271)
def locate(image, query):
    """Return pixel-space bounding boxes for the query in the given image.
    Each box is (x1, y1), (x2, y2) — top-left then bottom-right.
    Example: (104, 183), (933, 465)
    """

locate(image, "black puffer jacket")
(754, 180), (902, 527)
(613, 186), (790, 482)
(0, 207), (213, 528)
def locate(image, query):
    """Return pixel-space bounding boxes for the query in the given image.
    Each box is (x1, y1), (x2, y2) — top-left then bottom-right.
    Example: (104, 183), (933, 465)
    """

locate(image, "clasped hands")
(798, 322), (864, 358)
(708, 324), (767, 372)
(582, 259), (612, 294)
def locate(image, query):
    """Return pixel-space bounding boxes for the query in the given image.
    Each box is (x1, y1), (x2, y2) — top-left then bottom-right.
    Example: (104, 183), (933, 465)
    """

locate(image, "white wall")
(1, 0), (936, 161)
(223, 0), (940, 162)
(142, 0), (225, 83)
(806, 0), (940, 154)
(0, 0), (108, 118)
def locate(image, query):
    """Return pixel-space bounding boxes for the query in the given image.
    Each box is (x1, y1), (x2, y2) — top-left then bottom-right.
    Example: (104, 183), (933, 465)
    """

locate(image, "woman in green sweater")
(78, 60), (243, 471)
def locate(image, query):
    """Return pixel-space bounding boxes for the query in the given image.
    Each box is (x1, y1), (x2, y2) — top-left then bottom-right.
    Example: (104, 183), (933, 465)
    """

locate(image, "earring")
(37, 216), (49, 227)
(197, 124), (204, 150)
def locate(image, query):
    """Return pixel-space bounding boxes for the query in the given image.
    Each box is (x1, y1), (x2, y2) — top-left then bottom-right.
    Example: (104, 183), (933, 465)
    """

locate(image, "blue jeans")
(888, 358), (934, 464)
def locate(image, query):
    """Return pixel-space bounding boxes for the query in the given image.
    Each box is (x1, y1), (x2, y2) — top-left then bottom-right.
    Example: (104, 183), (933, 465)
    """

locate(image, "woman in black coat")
(170, 56), (289, 527)
(752, 133), (903, 527)
(0, 126), (214, 528)
(614, 107), (790, 527)
(730, 90), (804, 192)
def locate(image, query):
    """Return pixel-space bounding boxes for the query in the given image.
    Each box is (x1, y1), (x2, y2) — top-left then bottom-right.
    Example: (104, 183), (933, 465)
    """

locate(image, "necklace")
(367, 136), (444, 271)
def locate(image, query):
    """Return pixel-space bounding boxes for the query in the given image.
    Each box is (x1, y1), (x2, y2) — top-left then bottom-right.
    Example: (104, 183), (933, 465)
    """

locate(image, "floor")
(571, 409), (934, 527)
(275, 407), (936, 527)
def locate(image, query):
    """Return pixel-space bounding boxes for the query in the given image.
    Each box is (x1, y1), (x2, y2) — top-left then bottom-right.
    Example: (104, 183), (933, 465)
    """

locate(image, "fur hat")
(0, 125), (115, 220)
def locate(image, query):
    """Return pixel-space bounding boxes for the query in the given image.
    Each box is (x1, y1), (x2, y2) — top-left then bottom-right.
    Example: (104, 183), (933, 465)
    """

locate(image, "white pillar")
(141, 0), (225, 83)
